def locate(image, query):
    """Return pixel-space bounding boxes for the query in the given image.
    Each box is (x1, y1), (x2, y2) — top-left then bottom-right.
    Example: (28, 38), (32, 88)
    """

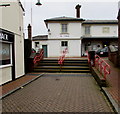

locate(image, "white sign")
(60, 34), (69, 37)
(0, 32), (8, 41)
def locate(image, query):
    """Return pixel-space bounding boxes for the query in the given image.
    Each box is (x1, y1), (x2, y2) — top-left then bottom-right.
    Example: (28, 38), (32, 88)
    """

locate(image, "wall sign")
(0, 28), (14, 42)
(60, 33), (69, 37)
(0, 33), (8, 41)
(0, 28), (14, 66)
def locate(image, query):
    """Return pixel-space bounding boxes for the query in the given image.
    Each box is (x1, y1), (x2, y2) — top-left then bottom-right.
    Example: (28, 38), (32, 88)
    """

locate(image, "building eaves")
(44, 16), (85, 22)
(82, 20), (118, 24)
(18, 0), (25, 12)
(81, 36), (118, 39)
(32, 35), (48, 41)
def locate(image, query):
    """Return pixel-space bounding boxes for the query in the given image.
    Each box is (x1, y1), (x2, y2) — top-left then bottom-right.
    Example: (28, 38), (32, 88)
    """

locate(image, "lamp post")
(26, 0), (42, 72)
(28, 0), (42, 40)
(28, 0), (42, 46)
(36, 0), (42, 6)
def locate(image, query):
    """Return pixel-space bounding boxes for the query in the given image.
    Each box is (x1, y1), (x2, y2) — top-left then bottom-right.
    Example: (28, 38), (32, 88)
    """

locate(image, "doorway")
(42, 45), (48, 57)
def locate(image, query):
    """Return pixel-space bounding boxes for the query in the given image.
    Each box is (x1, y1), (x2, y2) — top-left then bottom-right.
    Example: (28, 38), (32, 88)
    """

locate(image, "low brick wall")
(89, 64), (107, 87)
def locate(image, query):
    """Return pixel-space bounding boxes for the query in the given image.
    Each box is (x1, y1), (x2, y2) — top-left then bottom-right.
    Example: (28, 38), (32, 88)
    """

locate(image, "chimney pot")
(28, 24), (32, 40)
(75, 4), (81, 18)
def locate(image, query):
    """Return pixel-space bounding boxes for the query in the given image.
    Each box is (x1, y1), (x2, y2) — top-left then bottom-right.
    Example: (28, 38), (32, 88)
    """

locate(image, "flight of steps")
(33, 58), (90, 73)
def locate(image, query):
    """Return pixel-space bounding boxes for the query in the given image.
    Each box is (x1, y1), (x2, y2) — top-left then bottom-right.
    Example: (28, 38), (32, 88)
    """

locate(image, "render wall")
(82, 24), (118, 37)
(48, 22), (82, 39)
(33, 40), (81, 57)
(0, 0), (24, 85)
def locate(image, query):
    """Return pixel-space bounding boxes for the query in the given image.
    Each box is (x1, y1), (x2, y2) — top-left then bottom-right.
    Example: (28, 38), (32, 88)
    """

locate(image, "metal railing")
(33, 49), (44, 65)
(95, 54), (110, 80)
(58, 48), (68, 67)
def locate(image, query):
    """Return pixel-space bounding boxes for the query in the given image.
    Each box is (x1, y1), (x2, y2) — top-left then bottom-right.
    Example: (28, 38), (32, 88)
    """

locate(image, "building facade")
(32, 4), (118, 58)
(81, 20), (118, 56)
(32, 18), (118, 57)
(0, 0), (25, 85)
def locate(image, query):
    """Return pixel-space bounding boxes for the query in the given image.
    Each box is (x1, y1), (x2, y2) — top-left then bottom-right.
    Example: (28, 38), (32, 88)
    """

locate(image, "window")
(0, 42), (11, 66)
(103, 27), (110, 33)
(85, 26), (90, 35)
(61, 24), (68, 33)
(35, 42), (39, 47)
(61, 41), (68, 47)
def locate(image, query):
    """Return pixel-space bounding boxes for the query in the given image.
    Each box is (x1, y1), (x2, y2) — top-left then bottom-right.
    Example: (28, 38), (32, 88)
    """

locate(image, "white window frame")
(61, 24), (68, 33)
(61, 41), (68, 47)
(85, 26), (91, 35)
(35, 42), (39, 48)
(0, 41), (12, 68)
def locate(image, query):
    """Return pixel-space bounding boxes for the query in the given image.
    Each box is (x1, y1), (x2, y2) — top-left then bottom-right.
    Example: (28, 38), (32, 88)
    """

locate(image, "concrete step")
(33, 69), (90, 73)
(41, 60), (88, 62)
(39, 63), (89, 66)
(33, 58), (90, 73)
(35, 66), (89, 70)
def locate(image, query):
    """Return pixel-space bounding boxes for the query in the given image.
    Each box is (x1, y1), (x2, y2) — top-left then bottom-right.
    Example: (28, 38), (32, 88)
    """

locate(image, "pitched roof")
(82, 20), (118, 24)
(18, 0), (25, 12)
(32, 35), (48, 41)
(44, 16), (85, 22)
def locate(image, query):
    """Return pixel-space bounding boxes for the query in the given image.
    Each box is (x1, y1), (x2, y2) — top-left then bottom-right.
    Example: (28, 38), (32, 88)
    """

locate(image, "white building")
(32, 4), (118, 58)
(81, 20), (118, 56)
(0, 0), (25, 85)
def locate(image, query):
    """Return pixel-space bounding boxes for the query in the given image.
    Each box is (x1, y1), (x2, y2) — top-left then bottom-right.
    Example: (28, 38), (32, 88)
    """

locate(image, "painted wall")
(0, 67), (12, 85)
(32, 22), (118, 58)
(82, 24), (118, 37)
(15, 35), (24, 78)
(0, 0), (24, 35)
(33, 40), (81, 57)
(0, 0), (24, 84)
(48, 22), (82, 39)
(68, 40), (81, 57)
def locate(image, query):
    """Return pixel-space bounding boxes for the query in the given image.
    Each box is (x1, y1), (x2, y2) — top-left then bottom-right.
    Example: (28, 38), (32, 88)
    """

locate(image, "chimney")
(75, 4), (81, 18)
(28, 24), (32, 40)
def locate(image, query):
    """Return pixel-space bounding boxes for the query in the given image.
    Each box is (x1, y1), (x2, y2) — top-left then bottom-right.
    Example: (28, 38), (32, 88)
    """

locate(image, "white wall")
(33, 40), (81, 57)
(48, 22), (82, 39)
(0, 0), (25, 84)
(0, 67), (12, 85)
(48, 40), (61, 57)
(67, 40), (81, 57)
(15, 35), (24, 78)
(0, 0), (24, 35)
(82, 24), (118, 37)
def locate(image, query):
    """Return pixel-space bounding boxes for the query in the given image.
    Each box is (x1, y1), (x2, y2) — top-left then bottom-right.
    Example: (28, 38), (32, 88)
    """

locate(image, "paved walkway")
(103, 58), (120, 111)
(2, 73), (113, 112)
(0, 72), (43, 98)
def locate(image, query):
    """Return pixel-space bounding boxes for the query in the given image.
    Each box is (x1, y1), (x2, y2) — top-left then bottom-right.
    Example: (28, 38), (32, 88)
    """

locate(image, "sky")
(20, 0), (120, 38)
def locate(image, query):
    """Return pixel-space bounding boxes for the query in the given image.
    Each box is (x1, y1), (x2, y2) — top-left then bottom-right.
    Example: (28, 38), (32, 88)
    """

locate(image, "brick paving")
(0, 72), (42, 98)
(103, 58), (120, 108)
(2, 73), (113, 112)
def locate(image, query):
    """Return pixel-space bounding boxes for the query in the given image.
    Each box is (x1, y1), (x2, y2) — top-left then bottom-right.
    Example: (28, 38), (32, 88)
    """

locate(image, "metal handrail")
(58, 48), (68, 65)
(33, 49), (44, 65)
(95, 54), (110, 80)
(87, 51), (90, 63)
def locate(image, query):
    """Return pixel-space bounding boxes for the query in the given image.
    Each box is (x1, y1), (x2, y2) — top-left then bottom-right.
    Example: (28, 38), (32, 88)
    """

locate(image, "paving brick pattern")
(2, 73), (113, 112)
(0, 73), (42, 97)
(103, 58), (120, 107)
